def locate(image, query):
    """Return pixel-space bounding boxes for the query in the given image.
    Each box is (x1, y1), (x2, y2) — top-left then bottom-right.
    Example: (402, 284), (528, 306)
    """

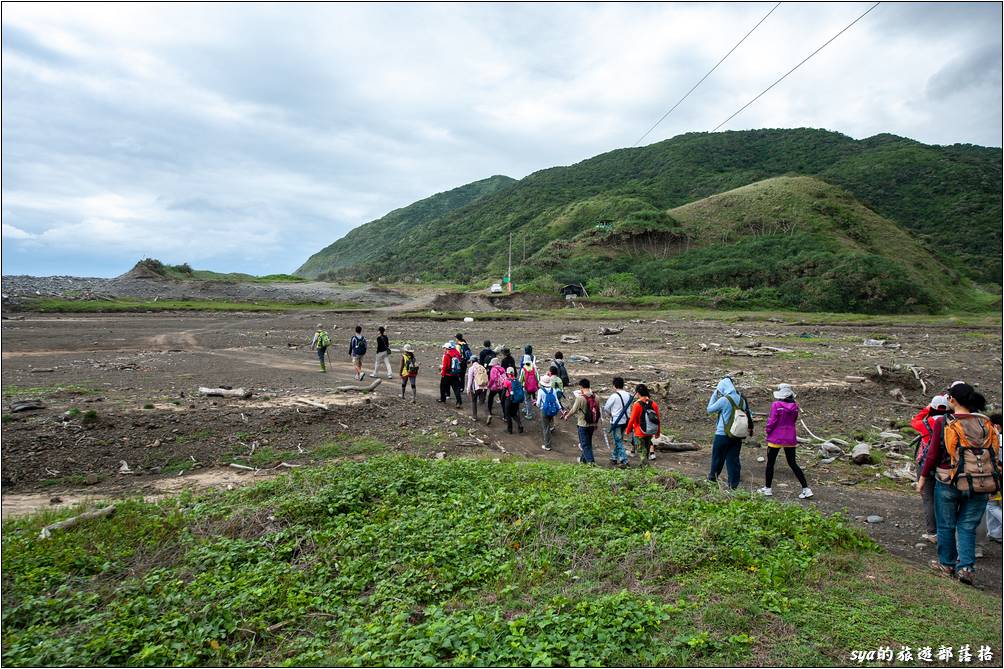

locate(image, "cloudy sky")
(2, 2), (1001, 277)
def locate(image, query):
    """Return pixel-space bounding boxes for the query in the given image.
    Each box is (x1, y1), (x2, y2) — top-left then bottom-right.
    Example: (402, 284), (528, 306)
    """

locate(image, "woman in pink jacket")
(759, 383), (812, 499)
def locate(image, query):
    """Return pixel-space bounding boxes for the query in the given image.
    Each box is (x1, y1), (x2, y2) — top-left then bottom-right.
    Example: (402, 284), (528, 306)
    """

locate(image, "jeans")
(610, 424), (627, 464)
(765, 447), (807, 488)
(709, 434), (743, 489)
(577, 426), (595, 463)
(316, 346), (327, 369)
(986, 500), (1003, 541)
(934, 480), (989, 570)
(541, 414), (554, 449)
(921, 473), (937, 534)
(373, 351), (392, 377)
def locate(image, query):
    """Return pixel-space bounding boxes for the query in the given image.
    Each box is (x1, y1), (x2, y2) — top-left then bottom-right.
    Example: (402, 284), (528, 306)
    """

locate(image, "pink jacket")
(764, 400), (799, 446)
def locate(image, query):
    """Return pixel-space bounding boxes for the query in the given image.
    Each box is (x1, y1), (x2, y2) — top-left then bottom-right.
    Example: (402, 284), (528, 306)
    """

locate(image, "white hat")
(403, 344), (414, 353)
(506, 366), (515, 375)
(773, 383), (796, 400)
(316, 323), (323, 329)
(929, 394), (950, 411)
(442, 341), (452, 349)
(539, 375), (553, 388)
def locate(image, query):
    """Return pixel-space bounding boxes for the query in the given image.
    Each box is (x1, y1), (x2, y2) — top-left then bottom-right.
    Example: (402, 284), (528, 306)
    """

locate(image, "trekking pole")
(602, 424), (612, 452)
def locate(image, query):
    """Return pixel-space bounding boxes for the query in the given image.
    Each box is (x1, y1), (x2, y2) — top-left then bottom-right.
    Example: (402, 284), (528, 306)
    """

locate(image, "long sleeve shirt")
(625, 398), (661, 438)
(603, 390), (632, 426)
(919, 416), (947, 478)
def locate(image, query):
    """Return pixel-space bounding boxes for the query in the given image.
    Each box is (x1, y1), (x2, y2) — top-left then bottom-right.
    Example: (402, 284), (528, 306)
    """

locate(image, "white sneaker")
(921, 533), (938, 544)
(369, 373), (378, 378)
(799, 487), (813, 499)
(758, 487), (773, 497)
(542, 444), (552, 451)
(648, 452), (656, 461)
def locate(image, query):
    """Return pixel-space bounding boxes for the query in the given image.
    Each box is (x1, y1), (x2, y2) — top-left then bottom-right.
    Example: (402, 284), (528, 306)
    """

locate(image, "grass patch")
(311, 436), (386, 460)
(2, 457), (998, 667)
(174, 428), (212, 444)
(19, 298), (363, 313)
(2, 384), (96, 399)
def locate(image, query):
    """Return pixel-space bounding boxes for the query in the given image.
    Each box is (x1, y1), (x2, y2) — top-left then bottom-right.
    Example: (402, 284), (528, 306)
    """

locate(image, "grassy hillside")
(301, 129), (1001, 294)
(130, 259), (304, 283)
(3, 456), (1000, 667)
(295, 175), (516, 279)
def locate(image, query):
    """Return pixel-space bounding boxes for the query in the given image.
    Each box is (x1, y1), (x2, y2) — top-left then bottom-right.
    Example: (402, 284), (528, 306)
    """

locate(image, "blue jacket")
(707, 377), (745, 437)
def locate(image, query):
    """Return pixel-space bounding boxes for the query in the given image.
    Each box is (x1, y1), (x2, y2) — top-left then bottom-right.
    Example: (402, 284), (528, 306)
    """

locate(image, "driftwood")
(597, 326), (623, 336)
(39, 505), (116, 539)
(851, 443), (874, 465)
(229, 463), (255, 471)
(909, 366), (928, 395)
(799, 419), (827, 443)
(720, 347), (773, 358)
(652, 435), (699, 452)
(29, 368), (56, 373)
(560, 335), (580, 344)
(10, 401), (45, 413)
(295, 398), (329, 410)
(199, 387), (252, 399)
(333, 379), (382, 393)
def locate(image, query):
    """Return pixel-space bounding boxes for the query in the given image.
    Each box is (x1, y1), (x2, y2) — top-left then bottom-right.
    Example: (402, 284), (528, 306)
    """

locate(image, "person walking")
(603, 377), (633, 467)
(370, 326), (393, 379)
(456, 334), (473, 381)
(547, 365), (566, 408)
(758, 383), (812, 499)
(466, 357), (490, 420)
(503, 367), (525, 434)
(439, 340), (463, 407)
(919, 383), (1000, 585)
(706, 376), (751, 489)
(309, 324), (331, 373)
(911, 394), (954, 542)
(986, 413), (1003, 544)
(486, 358), (507, 425)
(399, 344), (419, 402)
(520, 344), (536, 370)
(563, 378), (601, 464)
(349, 326), (368, 381)
(478, 340), (495, 367)
(553, 351), (571, 388)
(624, 384), (661, 465)
(520, 361), (539, 421)
(537, 374), (562, 451)
(499, 347), (516, 374)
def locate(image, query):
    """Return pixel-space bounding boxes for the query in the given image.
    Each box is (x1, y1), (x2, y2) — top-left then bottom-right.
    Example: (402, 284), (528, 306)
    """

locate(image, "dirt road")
(2, 309), (1001, 590)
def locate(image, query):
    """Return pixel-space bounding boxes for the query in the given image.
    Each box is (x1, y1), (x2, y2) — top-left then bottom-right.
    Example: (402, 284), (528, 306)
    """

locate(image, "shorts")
(351, 355), (363, 364)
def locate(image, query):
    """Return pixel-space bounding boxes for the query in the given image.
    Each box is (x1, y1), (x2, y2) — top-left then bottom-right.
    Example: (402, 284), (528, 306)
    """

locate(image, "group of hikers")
(311, 324), (1001, 585)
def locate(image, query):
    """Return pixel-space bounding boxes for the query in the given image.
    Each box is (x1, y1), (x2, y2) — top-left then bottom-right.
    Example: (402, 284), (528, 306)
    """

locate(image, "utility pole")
(507, 232), (513, 293)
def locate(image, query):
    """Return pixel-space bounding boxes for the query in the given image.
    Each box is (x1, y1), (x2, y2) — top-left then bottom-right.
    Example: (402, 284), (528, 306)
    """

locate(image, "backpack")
(460, 342), (472, 361)
(473, 364), (489, 388)
(555, 360), (570, 386)
(936, 414), (1002, 494)
(584, 394), (601, 426)
(509, 377), (525, 404)
(317, 331), (330, 348)
(404, 353), (419, 375)
(541, 387), (560, 417)
(489, 366), (506, 391)
(352, 335), (367, 356)
(522, 367), (539, 394)
(640, 401), (660, 436)
(449, 353), (462, 375)
(725, 395), (753, 439)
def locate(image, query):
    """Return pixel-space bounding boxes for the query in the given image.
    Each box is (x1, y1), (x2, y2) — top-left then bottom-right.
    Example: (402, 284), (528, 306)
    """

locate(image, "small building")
(560, 283), (587, 298)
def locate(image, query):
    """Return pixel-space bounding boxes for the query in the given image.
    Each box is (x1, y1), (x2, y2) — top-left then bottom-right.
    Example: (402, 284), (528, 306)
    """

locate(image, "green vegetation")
(134, 259), (305, 283)
(80, 410), (99, 426)
(298, 129), (1001, 312)
(21, 298), (361, 313)
(2, 457), (998, 667)
(2, 384), (95, 399)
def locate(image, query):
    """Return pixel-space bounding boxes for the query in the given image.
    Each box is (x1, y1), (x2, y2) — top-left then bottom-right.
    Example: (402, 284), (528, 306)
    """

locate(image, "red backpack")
(584, 394), (601, 426)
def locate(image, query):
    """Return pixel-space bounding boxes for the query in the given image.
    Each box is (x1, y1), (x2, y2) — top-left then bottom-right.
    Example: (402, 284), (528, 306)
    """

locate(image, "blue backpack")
(449, 354), (462, 375)
(509, 377), (525, 404)
(541, 387), (560, 417)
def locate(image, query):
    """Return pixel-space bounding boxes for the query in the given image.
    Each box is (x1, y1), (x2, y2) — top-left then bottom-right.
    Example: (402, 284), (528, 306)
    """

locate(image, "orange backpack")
(936, 414), (1002, 494)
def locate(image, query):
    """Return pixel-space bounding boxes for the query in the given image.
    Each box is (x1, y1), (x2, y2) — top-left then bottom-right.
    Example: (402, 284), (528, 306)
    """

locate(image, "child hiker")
(624, 384), (661, 465)
(759, 383), (812, 499)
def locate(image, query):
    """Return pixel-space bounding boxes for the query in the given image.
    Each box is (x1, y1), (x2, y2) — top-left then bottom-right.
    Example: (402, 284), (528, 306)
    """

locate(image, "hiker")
(986, 413), (1003, 543)
(466, 357), (490, 420)
(486, 357), (507, 425)
(547, 365), (566, 407)
(537, 374), (562, 451)
(706, 376), (752, 489)
(503, 367), (525, 434)
(439, 340), (463, 407)
(911, 394), (954, 543)
(759, 384), (812, 499)
(456, 333), (473, 380)
(553, 351), (571, 388)
(399, 344), (418, 402)
(520, 344), (536, 370)
(918, 383), (1000, 585)
(349, 326), (367, 381)
(370, 326), (393, 379)
(624, 383), (661, 465)
(499, 347), (516, 374)
(520, 361), (540, 420)
(563, 378), (600, 464)
(309, 323), (331, 373)
(603, 377), (632, 466)
(478, 340), (495, 367)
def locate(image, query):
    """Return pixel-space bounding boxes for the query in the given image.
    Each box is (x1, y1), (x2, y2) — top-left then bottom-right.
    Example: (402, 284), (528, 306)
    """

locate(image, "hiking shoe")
(648, 452), (656, 461)
(542, 444), (552, 451)
(798, 487), (813, 499)
(369, 373), (378, 378)
(957, 567), (975, 585)
(386, 374), (394, 379)
(929, 560), (955, 578)
(549, 426), (555, 433)
(518, 426), (524, 434)
(758, 487), (773, 497)
(975, 546), (985, 559)
(486, 415), (493, 425)
(921, 533), (938, 544)
(410, 398), (416, 404)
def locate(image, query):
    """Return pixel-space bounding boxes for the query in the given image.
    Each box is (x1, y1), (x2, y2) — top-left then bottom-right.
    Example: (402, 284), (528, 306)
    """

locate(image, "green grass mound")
(2, 457), (999, 666)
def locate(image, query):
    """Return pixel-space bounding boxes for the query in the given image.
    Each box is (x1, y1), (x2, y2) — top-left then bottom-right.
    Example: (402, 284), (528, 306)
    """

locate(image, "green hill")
(296, 175), (516, 279)
(297, 129), (1002, 312)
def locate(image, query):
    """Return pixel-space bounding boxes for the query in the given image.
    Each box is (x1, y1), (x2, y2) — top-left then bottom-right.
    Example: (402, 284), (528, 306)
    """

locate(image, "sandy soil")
(2, 308), (1001, 591)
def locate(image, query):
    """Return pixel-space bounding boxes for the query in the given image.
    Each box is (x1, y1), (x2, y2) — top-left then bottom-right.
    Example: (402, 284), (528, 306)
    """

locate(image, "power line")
(633, 2), (782, 147)
(711, 2), (880, 132)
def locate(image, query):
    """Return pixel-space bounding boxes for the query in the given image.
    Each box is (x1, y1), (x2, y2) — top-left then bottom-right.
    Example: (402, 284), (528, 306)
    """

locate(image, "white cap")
(929, 394), (951, 411)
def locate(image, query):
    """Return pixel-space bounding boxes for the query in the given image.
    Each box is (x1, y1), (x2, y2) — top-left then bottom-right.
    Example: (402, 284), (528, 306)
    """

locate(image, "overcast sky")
(2, 2), (1001, 277)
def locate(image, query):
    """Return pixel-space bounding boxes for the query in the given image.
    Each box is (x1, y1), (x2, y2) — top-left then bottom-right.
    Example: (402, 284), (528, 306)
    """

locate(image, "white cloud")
(2, 224), (35, 240)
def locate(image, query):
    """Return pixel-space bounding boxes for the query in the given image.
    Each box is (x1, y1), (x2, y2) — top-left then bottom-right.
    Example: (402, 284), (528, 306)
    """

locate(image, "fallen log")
(229, 463), (255, 471)
(597, 326), (623, 336)
(10, 401), (45, 413)
(851, 442), (874, 465)
(652, 439), (699, 452)
(908, 366), (927, 395)
(333, 378), (382, 393)
(39, 505), (116, 539)
(295, 398), (329, 410)
(560, 335), (580, 344)
(199, 387), (252, 399)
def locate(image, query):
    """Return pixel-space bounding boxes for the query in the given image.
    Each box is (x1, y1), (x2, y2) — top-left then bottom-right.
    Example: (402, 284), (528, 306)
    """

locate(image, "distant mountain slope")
(296, 175), (516, 279)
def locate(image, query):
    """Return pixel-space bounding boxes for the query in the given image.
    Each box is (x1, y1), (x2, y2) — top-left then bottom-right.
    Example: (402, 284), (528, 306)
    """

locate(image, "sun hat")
(489, 357), (500, 367)
(929, 394), (950, 411)
(773, 383), (796, 400)
(540, 375), (553, 388)
(403, 344), (414, 353)
(506, 366), (515, 375)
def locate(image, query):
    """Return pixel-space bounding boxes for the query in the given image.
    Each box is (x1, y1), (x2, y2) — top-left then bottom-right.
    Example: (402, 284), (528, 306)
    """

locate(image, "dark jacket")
(376, 334), (389, 353)
(478, 347), (495, 367)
